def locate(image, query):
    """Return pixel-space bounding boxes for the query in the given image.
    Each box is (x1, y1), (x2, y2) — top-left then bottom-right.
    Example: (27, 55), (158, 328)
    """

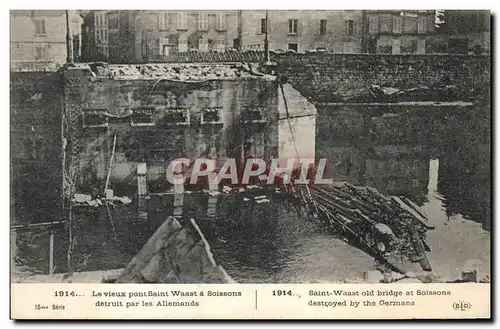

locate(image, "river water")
(11, 103), (491, 282)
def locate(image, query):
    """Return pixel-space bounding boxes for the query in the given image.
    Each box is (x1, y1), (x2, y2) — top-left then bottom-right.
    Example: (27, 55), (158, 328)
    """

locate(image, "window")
(131, 108), (155, 127)
(34, 46), (46, 59)
(260, 18), (267, 34)
(368, 16), (378, 34)
(401, 39), (418, 54)
(376, 38), (392, 54)
(416, 39), (426, 54)
(83, 110), (108, 128)
(232, 38), (240, 49)
(215, 39), (226, 51)
(201, 108), (223, 124)
(343, 41), (356, 53)
(215, 13), (226, 31)
(392, 16), (402, 34)
(288, 43), (298, 52)
(198, 12), (208, 31)
(34, 19), (46, 35)
(345, 20), (354, 35)
(177, 12), (187, 30)
(109, 17), (119, 29)
(198, 37), (208, 52)
(448, 38), (468, 54)
(96, 14), (100, 27)
(288, 19), (298, 34)
(319, 19), (327, 35)
(159, 37), (171, 56)
(159, 12), (168, 30)
(367, 37), (377, 53)
(417, 16), (427, 34)
(403, 16), (418, 33)
(243, 108), (265, 123)
(391, 38), (401, 54)
(178, 37), (188, 53)
(165, 108), (189, 125)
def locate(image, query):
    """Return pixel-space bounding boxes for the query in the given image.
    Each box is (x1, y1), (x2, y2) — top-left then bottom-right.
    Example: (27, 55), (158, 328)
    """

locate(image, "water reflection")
(316, 103), (490, 228)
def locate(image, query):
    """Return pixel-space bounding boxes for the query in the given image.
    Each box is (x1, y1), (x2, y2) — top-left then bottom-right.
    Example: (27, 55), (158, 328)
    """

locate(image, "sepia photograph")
(10, 9), (490, 290)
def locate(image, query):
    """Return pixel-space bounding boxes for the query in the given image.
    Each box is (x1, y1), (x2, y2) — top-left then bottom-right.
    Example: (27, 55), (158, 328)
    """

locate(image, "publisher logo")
(453, 301), (472, 311)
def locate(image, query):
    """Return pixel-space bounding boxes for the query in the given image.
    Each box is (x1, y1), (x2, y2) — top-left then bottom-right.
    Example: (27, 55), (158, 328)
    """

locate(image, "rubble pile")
(104, 63), (266, 81)
(340, 84), (463, 103)
(295, 182), (435, 274)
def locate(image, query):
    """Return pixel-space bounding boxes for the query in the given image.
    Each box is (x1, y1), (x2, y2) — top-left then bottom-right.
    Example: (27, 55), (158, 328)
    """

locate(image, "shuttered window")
(177, 12), (187, 30)
(417, 16), (427, 33)
(215, 13), (226, 31)
(393, 16), (402, 34)
(159, 12), (168, 30)
(288, 19), (298, 34)
(198, 12), (208, 31)
(368, 16), (378, 34)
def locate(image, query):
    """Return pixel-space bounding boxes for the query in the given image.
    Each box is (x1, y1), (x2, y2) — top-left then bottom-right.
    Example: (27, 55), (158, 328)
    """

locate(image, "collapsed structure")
(62, 62), (317, 198)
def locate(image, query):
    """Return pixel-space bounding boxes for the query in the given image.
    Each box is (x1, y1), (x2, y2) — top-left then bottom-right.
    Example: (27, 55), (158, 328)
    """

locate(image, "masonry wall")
(143, 52), (490, 104)
(275, 53), (490, 103)
(64, 75), (280, 194)
(10, 72), (63, 224)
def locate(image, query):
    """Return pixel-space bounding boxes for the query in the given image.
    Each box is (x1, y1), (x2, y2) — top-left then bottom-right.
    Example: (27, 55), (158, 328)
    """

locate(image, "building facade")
(78, 10), (492, 62)
(241, 10), (363, 53)
(10, 10), (83, 71)
(440, 10), (490, 55)
(133, 10), (240, 62)
(363, 10), (436, 54)
(94, 10), (110, 60)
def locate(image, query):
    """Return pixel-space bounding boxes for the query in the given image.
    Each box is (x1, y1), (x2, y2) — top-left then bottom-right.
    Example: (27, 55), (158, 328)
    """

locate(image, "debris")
(296, 182), (434, 274)
(256, 199), (270, 204)
(364, 270), (383, 283)
(405, 271), (417, 279)
(74, 194), (91, 203)
(254, 195), (267, 200)
(86, 200), (99, 207)
(243, 197), (250, 202)
(105, 189), (114, 200)
(417, 273), (443, 283)
(246, 185), (261, 190)
(461, 259), (482, 283)
(112, 196), (132, 205)
(137, 163), (147, 176)
(208, 191), (221, 197)
(462, 270), (478, 282)
(479, 275), (490, 283)
(396, 278), (423, 283)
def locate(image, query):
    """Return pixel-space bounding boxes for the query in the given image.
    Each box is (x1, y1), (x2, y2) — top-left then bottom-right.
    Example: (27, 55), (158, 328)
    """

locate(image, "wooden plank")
(391, 196), (435, 230)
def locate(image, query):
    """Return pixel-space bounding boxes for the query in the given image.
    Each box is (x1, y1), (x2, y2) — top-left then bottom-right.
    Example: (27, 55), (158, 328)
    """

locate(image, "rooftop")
(64, 62), (276, 82)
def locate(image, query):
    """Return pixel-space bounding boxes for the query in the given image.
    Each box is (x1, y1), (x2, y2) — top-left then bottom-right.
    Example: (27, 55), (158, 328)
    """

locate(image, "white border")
(3, 2), (497, 328)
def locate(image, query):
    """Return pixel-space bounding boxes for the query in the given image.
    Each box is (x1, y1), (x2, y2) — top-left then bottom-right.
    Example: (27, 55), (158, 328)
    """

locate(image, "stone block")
(364, 270), (383, 283)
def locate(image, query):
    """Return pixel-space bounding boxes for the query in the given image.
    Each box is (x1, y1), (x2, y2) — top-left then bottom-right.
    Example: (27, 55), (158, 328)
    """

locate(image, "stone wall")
(275, 53), (490, 103)
(63, 70), (280, 194)
(150, 52), (490, 103)
(10, 72), (64, 224)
